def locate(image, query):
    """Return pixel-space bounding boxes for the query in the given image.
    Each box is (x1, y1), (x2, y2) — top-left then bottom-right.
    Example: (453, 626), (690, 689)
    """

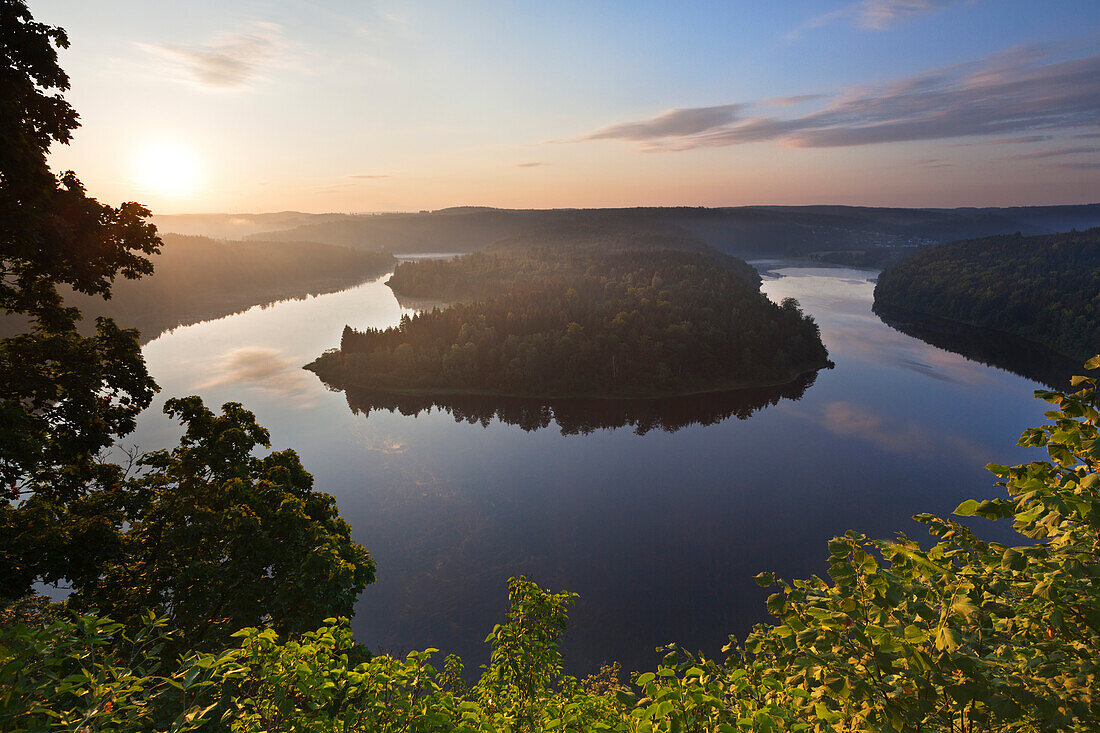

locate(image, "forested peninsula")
(873, 228), (1100, 361)
(0, 234), (395, 343)
(307, 246), (830, 398)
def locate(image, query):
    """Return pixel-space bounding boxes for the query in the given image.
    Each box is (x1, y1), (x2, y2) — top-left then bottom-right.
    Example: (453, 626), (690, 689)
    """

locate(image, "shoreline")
(303, 361), (831, 402)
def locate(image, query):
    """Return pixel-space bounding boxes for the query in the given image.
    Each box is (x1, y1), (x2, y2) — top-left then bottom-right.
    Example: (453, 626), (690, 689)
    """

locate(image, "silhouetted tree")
(0, 2), (374, 651)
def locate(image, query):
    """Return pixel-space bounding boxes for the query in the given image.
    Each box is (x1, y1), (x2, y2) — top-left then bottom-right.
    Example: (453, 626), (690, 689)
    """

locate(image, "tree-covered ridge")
(60, 234), (392, 343)
(250, 203), (1100, 259)
(0, 234), (395, 343)
(309, 248), (828, 398)
(873, 227), (1100, 361)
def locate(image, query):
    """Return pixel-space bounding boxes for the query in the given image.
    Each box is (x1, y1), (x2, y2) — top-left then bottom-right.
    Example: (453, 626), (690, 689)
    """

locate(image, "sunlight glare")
(135, 141), (200, 197)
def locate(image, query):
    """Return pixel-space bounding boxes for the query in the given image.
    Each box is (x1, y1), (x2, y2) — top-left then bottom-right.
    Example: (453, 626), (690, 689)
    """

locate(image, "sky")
(32, 0), (1100, 214)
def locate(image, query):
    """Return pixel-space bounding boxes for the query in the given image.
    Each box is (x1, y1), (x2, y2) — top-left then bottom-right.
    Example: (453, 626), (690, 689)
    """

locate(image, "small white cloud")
(797, 0), (968, 36)
(136, 22), (289, 90)
(855, 0), (967, 30)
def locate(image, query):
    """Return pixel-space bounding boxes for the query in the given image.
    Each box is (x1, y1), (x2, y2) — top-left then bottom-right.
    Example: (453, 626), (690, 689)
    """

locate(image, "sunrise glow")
(134, 141), (200, 198)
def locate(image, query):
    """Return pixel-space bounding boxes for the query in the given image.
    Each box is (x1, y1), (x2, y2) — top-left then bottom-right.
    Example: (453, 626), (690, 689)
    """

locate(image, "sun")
(135, 141), (200, 197)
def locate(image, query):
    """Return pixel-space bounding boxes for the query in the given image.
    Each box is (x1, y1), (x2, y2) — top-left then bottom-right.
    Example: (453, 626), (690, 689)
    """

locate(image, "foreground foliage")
(6, 358), (1100, 731)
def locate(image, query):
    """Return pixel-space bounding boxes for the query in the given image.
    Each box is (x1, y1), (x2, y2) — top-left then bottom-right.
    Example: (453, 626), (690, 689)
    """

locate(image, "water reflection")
(198, 347), (320, 407)
(338, 372), (818, 435)
(873, 303), (1081, 390)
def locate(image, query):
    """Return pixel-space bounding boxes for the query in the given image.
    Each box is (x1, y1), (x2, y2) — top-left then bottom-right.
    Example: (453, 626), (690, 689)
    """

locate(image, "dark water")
(134, 262), (1068, 675)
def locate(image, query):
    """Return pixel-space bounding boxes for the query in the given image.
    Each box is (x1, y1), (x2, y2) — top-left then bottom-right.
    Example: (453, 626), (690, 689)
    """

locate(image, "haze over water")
(134, 262), (1044, 673)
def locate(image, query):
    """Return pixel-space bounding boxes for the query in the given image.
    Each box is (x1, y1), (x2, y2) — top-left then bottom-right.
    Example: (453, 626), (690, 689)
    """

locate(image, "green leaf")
(953, 499), (979, 517)
(903, 625), (927, 643)
(615, 690), (637, 707)
(934, 626), (960, 652)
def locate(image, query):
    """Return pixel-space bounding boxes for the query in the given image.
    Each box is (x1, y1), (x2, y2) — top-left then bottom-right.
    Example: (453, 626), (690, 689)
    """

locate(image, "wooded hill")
(3, 234), (395, 343)
(874, 227), (1100, 361)
(308, 246), (829, 398)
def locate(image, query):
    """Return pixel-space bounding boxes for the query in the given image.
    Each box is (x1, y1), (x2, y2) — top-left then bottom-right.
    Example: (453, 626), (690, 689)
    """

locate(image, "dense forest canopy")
(308, 246), (829, 398)
(874, 227), (1100, 361)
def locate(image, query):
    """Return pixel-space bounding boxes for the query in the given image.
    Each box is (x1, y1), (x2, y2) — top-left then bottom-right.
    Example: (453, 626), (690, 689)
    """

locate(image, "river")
(134, 261), (1061, 674)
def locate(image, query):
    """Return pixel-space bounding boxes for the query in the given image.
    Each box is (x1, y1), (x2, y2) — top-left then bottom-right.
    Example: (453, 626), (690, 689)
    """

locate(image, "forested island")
(873, 228), (1100, 361)
(0, 234), (395, 343)
(308, 246), (830, 398)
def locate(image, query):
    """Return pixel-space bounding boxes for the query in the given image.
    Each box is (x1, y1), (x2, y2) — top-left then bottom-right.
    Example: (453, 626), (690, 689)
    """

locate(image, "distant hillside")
(2, 235), (395, 343)
(247, 204), (1100, 258)
(873, 228), (1100, 361)
(151, 212), (349, 239)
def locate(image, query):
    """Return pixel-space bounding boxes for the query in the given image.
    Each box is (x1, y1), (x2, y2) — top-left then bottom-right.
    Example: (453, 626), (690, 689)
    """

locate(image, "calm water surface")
(135, 262), (1051, 674)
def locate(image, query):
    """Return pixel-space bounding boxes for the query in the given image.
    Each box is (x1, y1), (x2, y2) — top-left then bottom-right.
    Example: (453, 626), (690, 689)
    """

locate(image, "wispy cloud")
(916, 157), (953, 168)
(796, 0), (968, 37)
(137, 22), (288, 89)
(581, 104), (742, 142)
(763, 94), (826, 107)
(985, 135), (1054, 145)
(314, 182), (357, 193)
(853, 0), (969, 29)
(1059, 161), (1100, 170)
(350, 174), (391, 179)
(1008, 145), (1100, 160)
(576, 46), (1100, 152)
(514, 161), (545, 168)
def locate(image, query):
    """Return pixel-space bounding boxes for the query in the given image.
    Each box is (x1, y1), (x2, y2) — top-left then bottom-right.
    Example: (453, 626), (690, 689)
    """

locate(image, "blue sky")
(33, 0), (1100, 213)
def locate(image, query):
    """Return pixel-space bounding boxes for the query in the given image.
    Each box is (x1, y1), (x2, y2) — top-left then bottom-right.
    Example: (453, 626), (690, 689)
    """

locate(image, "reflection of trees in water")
(389, 292), (451, 312)
(340, 373), (818, 435)
(873, 303), (1081, 391)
